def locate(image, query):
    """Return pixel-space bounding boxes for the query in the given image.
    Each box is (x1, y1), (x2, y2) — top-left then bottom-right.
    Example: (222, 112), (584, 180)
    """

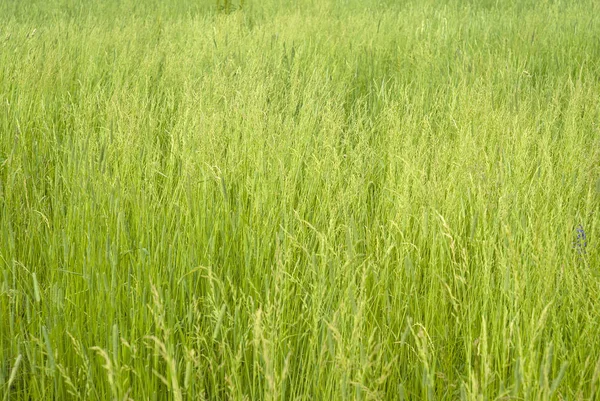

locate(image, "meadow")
(1, 0), (599, 399)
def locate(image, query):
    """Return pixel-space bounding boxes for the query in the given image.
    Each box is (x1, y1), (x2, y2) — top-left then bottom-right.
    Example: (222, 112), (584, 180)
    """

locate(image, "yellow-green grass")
(1, 0), (599, 399)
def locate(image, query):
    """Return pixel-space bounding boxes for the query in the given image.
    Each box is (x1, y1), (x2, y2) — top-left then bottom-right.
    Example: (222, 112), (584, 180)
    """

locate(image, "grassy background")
(1, 0), (600, 399)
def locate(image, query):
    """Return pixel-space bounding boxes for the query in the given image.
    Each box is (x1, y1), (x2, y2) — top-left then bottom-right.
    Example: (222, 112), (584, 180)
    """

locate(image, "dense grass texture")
(1, 0), (600, 399)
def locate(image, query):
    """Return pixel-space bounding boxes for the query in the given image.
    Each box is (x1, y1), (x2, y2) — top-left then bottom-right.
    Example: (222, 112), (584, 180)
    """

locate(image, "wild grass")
(1, 0), (599, 399)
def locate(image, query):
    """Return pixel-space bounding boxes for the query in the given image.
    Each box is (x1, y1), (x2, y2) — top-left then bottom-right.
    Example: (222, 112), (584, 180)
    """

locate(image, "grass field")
(1, 0), (600, 399)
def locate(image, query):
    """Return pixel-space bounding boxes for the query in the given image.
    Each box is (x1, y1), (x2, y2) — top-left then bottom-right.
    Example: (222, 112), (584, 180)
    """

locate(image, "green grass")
(1, 0), (600, 399)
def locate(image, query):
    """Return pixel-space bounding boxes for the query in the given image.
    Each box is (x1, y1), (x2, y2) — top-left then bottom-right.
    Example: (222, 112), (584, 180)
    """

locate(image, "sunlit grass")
(1, 0), (599, 399)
